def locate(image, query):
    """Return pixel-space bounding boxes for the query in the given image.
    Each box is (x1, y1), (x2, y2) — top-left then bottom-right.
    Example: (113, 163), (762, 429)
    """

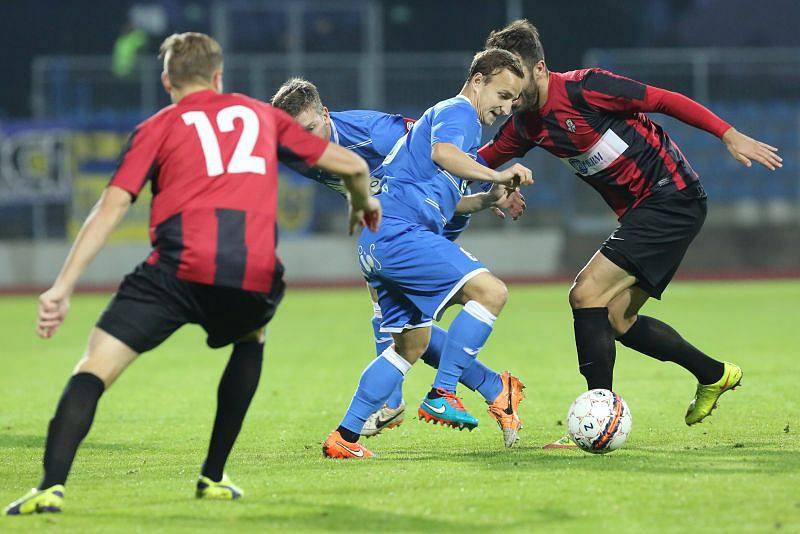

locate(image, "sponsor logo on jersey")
(560, 128), (629, 177)
(565, 119), (576, 133)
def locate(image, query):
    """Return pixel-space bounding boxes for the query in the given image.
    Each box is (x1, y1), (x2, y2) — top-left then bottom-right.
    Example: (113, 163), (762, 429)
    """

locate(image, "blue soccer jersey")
(299, 110), (410, 195)
(292, 107), (477, 241)
(358, 95), (490, 332)
(380, 95), (482, 234)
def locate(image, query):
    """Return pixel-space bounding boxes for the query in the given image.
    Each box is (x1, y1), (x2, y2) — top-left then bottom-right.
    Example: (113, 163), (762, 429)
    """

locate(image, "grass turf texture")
(0, 281), (798, 533)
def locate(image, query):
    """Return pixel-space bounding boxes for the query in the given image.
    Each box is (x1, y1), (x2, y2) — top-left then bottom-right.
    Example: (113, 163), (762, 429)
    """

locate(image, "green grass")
(1, 281), (798, 532)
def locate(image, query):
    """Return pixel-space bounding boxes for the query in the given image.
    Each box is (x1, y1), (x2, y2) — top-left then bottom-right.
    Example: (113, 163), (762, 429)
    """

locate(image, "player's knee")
(568, 279), (602, 309)
(467, 275), (508, 315)
(392, 341), (426, 362)
(236, 327), (265, 345)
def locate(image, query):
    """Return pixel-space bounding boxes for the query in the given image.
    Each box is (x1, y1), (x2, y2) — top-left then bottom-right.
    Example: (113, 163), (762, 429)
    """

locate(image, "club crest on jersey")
(358, 244), (382, 274)
(565, 119), (576, 133)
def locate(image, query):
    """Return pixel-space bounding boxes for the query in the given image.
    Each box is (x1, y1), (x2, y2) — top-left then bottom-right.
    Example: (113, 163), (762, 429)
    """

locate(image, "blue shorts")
(357, 218), (488, 333)
(442, 213), (470, 241)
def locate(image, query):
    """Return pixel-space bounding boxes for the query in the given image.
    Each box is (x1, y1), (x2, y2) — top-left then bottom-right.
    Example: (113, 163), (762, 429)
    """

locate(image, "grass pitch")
(0, 281), (798, 532)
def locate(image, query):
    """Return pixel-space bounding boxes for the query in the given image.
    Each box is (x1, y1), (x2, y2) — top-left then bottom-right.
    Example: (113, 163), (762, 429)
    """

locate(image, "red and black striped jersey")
(479, 69), (731, 217)
(109, 90), (329, 293)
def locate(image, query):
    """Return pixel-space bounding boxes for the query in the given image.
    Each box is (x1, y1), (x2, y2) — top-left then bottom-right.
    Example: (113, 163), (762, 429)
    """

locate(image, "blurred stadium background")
(0, 0), (798, 290)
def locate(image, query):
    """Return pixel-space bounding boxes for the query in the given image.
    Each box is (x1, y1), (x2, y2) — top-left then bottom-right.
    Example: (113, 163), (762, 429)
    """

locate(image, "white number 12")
(182, 105), (266, 177)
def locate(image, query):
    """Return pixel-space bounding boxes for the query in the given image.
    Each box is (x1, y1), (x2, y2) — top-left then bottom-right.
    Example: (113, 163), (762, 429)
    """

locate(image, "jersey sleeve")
(273, 107), (330, 173)
(478, 114), (535, 169)
(368, 113), (413, 157)
(580, 68), (731, 138)
(108, 123), (161, 201)
(430, 103), (479, 152)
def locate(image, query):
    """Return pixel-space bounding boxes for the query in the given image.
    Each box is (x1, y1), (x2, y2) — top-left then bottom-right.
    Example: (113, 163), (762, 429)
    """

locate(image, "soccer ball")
(567, 389), (632, 454)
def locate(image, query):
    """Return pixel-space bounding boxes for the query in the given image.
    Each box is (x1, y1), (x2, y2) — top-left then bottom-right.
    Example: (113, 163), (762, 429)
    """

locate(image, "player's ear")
(212, 69), (223, 93)
(322, 106), (330, 120)
(161, 71), (172, 95)
(534, 60), (547, 79)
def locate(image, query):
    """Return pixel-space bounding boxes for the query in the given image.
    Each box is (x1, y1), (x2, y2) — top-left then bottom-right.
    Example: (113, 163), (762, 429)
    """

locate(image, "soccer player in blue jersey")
(321, 49), (535, 458)
(271, 78), (526, 439)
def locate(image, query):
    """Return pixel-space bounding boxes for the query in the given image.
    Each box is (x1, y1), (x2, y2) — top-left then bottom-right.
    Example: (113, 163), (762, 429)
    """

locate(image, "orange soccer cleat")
(322, 430), (375, 459)
(487, 371), (526, 448)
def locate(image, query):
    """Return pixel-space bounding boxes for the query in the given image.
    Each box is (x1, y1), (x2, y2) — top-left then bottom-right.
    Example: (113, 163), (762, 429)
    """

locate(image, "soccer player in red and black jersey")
(480, 21), (782, 445)
(4, 32), (380, 515)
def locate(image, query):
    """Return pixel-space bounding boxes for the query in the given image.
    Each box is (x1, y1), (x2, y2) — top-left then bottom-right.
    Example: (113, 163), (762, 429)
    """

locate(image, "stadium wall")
(0, 230), (562, 291)
(2, 228), (798, 293)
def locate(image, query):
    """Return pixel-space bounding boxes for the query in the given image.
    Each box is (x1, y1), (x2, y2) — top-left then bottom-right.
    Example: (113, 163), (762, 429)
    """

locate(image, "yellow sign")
(69, 131), (152, 243)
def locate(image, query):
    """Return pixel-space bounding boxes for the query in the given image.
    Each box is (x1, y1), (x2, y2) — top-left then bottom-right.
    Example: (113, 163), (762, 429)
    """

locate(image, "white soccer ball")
(567, 389), (632, 454)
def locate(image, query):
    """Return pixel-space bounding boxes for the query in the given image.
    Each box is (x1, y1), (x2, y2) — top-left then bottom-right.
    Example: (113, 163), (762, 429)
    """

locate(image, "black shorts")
(97, 262), (284, 353)
(600, 183), (707, 299)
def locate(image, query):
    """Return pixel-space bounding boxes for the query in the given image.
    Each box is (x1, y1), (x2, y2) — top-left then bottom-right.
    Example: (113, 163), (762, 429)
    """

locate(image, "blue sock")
(422, 324), (502, 401)
(340, 347), (411, 436)
(371, 304), (402, 408)
(432, 301), (496, 393)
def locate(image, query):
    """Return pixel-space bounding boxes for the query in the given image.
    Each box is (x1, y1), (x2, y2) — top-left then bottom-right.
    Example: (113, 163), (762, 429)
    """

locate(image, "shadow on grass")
(81, 502), (539, 531)
(0, 433), (145, 452)
(375, 442), (800, 475)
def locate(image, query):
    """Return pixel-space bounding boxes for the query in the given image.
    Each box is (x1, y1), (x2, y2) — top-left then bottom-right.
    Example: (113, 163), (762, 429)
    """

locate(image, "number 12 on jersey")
(182, 105), (266, 177)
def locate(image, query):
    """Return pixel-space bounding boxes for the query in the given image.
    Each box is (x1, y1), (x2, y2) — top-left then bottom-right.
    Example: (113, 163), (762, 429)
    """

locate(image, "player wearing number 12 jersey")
(4, 32), (380, 516)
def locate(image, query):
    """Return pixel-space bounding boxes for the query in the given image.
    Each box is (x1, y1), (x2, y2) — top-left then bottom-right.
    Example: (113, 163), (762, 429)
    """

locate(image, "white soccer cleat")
(362, 402), (406, 437)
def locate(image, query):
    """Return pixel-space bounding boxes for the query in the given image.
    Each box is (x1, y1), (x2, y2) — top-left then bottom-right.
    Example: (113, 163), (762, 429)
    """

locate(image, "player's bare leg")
(5, 328), (139, 515)
(197, 327), (265, 500)
(74, 327), (140, 387)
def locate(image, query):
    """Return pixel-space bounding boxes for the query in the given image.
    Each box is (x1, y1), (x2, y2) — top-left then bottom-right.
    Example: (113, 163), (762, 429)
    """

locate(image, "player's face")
(295, 106), (331, 140)
(513, 64), (538, 111)
(512, 59), (547, 111)
(475, 69), (523, 126)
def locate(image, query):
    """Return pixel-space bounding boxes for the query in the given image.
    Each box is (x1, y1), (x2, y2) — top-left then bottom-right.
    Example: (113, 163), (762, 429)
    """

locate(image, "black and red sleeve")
(581, 68), (731, 138)
(273, 107), (330, 174)
(478, 113), (536, 170)
(108, 121), (161, 201)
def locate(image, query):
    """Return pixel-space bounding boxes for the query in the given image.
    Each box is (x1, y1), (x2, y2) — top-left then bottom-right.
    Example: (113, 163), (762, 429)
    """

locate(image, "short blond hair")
(159, 32), (223, 89)
(271, 77), (324, 118)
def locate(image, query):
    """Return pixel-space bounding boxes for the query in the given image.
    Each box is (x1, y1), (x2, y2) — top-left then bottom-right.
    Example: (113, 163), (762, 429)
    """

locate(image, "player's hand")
(349, 196), (382, 235)
(495, 163), (534, 188)
(723, 128), (782, 171)
(37, 285), (71, 339)
(488, 185), (527, 220)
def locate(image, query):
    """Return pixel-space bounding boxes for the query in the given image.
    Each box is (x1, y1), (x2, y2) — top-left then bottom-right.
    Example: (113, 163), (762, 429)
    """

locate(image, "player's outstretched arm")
(314, 143), (381, 234)
(722, 127), (782, 171)
(582, 70), (783, 172)
(432, 142), (533, 188)
(37, 186), (132, 339)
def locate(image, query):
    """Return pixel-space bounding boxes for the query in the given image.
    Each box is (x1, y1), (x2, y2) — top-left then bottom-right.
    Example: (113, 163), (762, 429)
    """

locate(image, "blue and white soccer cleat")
(418, 389), (478, 430)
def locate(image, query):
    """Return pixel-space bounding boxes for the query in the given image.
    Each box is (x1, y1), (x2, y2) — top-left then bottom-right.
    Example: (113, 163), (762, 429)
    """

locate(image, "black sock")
(336, 426), (360, 443)
(573, 307), (616, 390)
(618, 316), (724, 384)
(39, 372), (105, 489)
(426, 388), (443, 399)
(201, 341), (263, 482)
